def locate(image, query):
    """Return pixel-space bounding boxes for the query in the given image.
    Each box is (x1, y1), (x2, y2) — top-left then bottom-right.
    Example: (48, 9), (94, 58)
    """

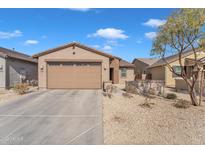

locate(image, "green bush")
(14, 83), (29, 95)
(166, 93), (177, 100)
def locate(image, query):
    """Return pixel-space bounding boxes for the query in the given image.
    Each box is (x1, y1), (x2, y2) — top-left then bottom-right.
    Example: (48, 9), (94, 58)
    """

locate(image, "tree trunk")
(189, 89), (199, 106)
(199, 71), (204, 106)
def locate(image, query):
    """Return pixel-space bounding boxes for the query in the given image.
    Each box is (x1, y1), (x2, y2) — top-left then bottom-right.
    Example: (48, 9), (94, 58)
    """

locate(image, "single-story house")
(33, 42), (135, 89)
(0, 47), (38, 89)
(147, 49), (205, 87)
(132, 58), (159, 80)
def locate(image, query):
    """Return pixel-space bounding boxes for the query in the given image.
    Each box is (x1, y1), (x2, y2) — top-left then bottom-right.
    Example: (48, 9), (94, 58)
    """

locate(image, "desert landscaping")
(0, 85), (38, 104)
(103, 85), (205, 144)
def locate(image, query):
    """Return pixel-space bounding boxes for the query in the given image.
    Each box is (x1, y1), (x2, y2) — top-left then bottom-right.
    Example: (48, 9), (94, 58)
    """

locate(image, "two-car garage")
(47, 61), (102, 89)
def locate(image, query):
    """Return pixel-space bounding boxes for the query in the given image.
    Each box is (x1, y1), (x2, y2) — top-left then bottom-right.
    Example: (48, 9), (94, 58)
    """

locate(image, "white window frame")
(121, 68), (127, 78)
(172, 65), (182, 77)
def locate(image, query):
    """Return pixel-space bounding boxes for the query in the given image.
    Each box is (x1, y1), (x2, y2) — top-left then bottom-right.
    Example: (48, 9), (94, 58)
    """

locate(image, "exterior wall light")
(0, 64), (3, 71)
(40, 65), (44, 71)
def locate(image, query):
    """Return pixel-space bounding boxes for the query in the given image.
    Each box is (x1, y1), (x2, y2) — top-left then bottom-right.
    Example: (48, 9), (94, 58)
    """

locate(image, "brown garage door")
(47, 62), (102, 89)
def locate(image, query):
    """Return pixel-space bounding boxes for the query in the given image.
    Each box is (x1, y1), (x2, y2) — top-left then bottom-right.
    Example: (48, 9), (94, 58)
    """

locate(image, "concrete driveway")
(0, 90), (103, 145)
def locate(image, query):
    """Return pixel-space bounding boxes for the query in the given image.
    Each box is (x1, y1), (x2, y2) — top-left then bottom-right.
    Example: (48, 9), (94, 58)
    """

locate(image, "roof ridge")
(148, 49), (202, 68)
(0, 47), (31, 57)
(32, 42), (115, 59)
(0, 47), (37, 63)
(133, 57), (160, 65)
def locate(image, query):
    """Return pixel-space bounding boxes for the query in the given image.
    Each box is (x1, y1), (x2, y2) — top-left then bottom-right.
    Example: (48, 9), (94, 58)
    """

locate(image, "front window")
(121, 68), (127, 78)
(172, 66), (182, 77)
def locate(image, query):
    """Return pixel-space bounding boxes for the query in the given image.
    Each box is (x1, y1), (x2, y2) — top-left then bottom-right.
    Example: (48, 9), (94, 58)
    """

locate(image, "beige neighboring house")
(147, 49), (205, 88)
(0, 47), (38, 89)
(132, 58), (159, 80)
(33, 42), (134, 89)
(118, 59), (135, 84)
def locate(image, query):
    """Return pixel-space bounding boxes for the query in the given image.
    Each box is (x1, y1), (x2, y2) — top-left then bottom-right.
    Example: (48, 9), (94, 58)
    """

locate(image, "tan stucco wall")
(175, 78), (188, 90)
(6, 58), (37, 88)
(175, 78), (205, 95)
(119, 68), (134, 84)
(110, 58), (119, 84)
(38, 46), (110, 88)
(0, 57), (6, 89)
(133, 60), (149, 75)
(165, 51), (205, 87)
(149, 66), (165, 81)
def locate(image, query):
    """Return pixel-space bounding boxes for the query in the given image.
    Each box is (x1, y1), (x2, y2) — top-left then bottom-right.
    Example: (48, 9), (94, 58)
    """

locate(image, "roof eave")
(32, 42), (114, 59)
(6, 55), (37, 63)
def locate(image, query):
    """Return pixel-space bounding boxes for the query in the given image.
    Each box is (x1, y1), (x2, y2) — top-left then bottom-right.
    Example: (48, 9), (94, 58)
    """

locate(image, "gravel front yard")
(103, 88), (205, 144)
(0, 87), (38, 104)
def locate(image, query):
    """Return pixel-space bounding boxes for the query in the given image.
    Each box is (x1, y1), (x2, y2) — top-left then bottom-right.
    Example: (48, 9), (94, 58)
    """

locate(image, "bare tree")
(151, 9), (205, 106)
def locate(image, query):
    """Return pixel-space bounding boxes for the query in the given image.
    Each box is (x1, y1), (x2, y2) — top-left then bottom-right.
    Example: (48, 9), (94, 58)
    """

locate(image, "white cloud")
(145, 32), (157, 40)
(0, 30), (22, 39)
(68, 8), (91, 12)
(88, 28), (128, 40)
(102, 45), (112, 51)
(143, 19), (166, 28)
(24, 40), (39, 45)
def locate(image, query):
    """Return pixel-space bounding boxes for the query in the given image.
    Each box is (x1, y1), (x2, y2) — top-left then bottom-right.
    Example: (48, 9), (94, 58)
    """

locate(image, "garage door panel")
(47, 62), (101, 89)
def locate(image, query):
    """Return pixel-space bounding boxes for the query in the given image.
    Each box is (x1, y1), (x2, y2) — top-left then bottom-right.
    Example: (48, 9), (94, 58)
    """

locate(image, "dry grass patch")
(13, 83), (29, 95)
(139, 96), (155, 109)
(165, 93), (177, 100)
(112, 115), (126, 123)
(122, 92), (133, 98)
(174, 99), (190, 109)
(139, 102), (155, 109)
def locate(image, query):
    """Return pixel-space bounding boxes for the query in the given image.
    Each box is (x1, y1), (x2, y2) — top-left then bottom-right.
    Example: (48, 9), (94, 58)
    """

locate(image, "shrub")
(139, 102), (155, 109)
(174, 99), (190, 109)
(148, 88), (156, 95)
(103, 85), (115, 99)
(139, 97), (155, 109)
(112, 115), (126, 123)
(166, 93), (177, 100)
(122, 92), (133, 98)
(107, 93), (113, 98)
(13, 83), (29, 95)
(125, 85), (137, 94)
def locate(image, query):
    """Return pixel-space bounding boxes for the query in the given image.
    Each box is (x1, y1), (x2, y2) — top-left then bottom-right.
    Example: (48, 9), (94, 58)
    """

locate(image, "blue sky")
(0, 8), (174, 62)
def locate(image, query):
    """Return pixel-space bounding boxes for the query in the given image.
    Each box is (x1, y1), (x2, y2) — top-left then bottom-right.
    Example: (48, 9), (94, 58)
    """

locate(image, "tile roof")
(133, 58), (159, 65)
(0, 47), (37, 63)
(148, 49), (199, 68)
(119, 59), (135, 68)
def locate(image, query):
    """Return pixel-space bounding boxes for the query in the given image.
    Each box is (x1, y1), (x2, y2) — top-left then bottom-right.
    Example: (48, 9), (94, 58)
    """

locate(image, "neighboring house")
(132, 58), (159, 79)
(119, 59), (135, 84)
(33, 42), (134, 89)
(147, 49), (205, 87)
(0, 47), (38, 89)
